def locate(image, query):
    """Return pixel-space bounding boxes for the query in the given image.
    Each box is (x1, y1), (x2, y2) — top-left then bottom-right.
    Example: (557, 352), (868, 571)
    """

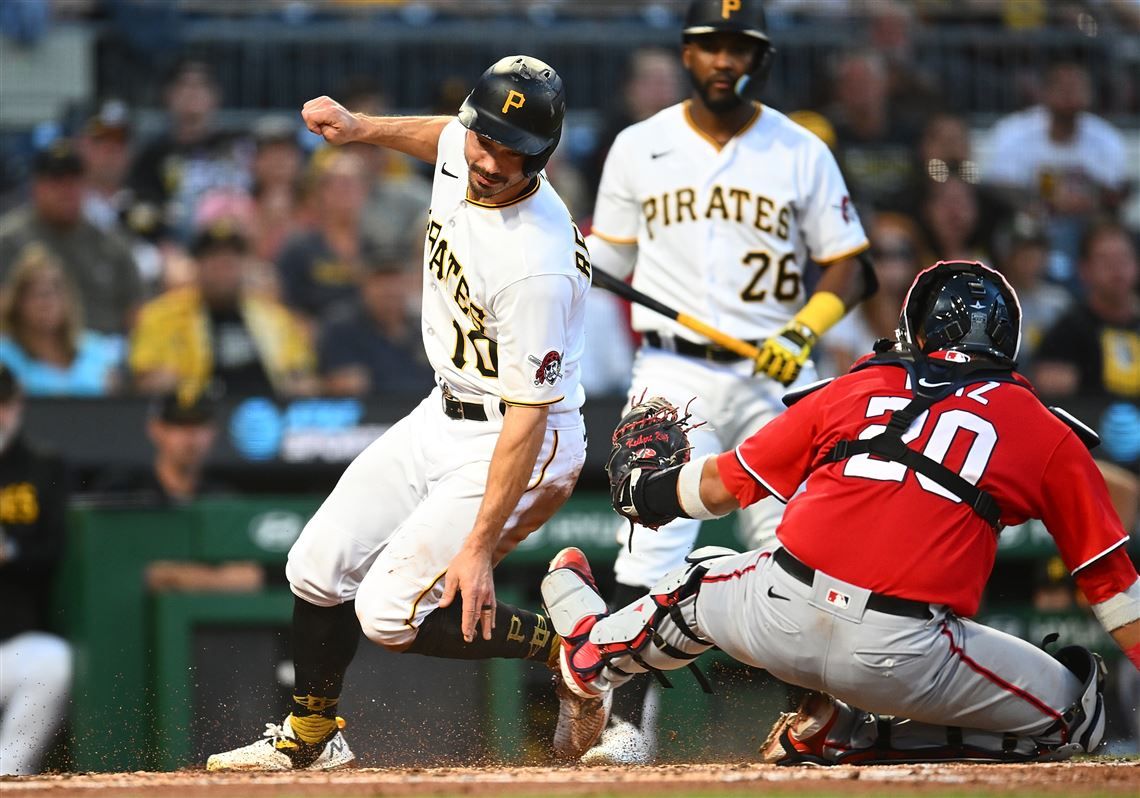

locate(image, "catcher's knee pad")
(589, 546), (736, 686)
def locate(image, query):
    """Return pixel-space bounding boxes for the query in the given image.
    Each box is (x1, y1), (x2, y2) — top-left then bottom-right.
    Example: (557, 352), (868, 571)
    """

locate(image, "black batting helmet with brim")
(458, 55), (565, 177)
(683, 0), (770, 44)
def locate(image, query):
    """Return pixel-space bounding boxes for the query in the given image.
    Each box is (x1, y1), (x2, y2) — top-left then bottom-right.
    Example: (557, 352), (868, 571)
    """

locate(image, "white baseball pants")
(287, 389), (585, 647)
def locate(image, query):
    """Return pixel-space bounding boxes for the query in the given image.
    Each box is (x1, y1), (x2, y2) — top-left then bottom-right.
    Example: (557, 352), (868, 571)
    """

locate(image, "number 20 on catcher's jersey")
(844, 385), (1000, 503)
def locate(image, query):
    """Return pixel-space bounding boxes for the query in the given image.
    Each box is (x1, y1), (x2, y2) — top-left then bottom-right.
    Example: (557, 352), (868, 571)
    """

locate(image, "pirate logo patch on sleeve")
(528, 351), (563, 387)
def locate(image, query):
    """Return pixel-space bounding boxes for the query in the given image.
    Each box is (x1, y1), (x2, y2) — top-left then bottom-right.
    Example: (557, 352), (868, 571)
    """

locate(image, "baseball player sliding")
(208, 56), (607, 771)
(543, 260), (1140, 765)
(583, 0), (874, 760)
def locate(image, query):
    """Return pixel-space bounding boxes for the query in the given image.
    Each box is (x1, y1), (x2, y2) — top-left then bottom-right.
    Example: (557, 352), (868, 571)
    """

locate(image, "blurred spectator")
(866, 0), (939, 122)
(817, 212), (928, 377)
(78, 100), (171, 300)
(251, 115), (304, 196)
(336, 84), (432, 266)
(127, 59), (253, 242)
(587, 47), (683, 196)
(249, 116), (309, 269)
(129, 222), (316, 398)
(317, 250), (433, 397)
(920, 176), (990, 263)
(78, 99), (134, 235)
(89, 390), (262, 593)
(249, 181), (303, 294)
(0, 140), (142, 335)
(824, 49), (920, 214)
(191, 186), (285, 298)
(0, 364), (72, 775)
(0, 244), (124, 396)
(908, 113), (981, 204)
(994, 216), (1071, 368)
(907, 113), (1010, 254)
(94, 391), (225, 505)
(1034, 221), (1139, 399)
(982, 62), (1130, 283)
(277, 150), (376, 323)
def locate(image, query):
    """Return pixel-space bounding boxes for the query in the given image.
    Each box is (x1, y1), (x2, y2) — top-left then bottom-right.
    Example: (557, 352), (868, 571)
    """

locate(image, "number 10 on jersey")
(451, 320), (499, 377)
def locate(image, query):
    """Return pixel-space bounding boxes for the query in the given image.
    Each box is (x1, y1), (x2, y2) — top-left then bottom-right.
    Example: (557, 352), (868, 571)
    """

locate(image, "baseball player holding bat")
(208, 56), (607, 770)
(543, 259), (1139, 765)
(582, 0), (873, 760)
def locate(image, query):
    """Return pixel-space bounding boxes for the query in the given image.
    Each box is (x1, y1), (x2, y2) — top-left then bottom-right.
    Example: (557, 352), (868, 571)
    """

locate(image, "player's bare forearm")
(440, 404), (548, 641)
(1110, 618), (1140, 651)
(350, 114), (452, 164)
(466, 404), (550, 552)
(301, 95), (449, 163)
(700, 455), (742, 516)
(814, 255), (865, 309)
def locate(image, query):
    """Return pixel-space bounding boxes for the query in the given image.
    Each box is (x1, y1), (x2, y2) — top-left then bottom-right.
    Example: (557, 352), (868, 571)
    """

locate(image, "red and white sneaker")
(541, 547), (610, 699)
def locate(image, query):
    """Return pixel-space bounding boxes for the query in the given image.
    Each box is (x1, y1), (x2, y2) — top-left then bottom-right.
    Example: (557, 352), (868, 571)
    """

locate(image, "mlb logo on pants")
(826, 589), (850, 609)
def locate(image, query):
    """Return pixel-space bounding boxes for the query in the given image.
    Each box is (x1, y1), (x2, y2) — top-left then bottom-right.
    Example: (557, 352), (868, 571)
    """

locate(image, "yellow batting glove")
(755, 320), (818, 385)
(754, 291), (847, 386)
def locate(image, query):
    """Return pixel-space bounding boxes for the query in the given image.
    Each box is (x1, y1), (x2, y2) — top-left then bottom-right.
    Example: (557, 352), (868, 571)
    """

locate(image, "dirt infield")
(3, 761), (1139, 798)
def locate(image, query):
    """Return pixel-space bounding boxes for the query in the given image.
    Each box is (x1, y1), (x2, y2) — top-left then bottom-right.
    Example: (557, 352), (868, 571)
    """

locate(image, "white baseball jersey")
(592, 101), (869, 342)
(286, 119), (591, 649)
(422, 120), (591, 413)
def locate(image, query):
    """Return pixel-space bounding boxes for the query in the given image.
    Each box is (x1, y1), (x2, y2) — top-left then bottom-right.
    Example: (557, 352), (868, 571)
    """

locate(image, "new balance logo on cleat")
(206, 715), (355, 771)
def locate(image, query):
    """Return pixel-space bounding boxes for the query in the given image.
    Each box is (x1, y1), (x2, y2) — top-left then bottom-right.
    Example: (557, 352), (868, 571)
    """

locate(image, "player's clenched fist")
(754, 320), (818, 386)
(301, 96), (361, 145)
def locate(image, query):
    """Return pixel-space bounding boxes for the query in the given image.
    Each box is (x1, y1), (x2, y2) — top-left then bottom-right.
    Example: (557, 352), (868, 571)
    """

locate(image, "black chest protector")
(819, 348), (1028, 533)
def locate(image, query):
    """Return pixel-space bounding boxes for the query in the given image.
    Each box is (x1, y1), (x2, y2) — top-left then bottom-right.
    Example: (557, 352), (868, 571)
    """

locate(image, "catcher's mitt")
(606, 394), (697, 532)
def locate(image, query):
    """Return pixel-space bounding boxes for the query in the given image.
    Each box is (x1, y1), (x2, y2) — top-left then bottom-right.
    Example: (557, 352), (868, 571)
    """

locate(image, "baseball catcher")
(544, 260), (1139, 765)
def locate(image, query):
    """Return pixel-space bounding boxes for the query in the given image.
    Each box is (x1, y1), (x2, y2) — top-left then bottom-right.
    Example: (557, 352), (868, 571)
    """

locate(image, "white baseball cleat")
(580, 718), (654, 765)
(206, 715), (355, 771)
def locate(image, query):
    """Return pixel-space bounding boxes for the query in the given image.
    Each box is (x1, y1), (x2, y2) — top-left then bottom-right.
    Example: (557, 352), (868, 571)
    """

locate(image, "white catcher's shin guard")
(544, 546), (733, 698)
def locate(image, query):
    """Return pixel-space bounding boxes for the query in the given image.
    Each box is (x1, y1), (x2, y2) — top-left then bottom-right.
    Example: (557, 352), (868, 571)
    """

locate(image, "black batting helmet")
(458, 55), (565, 178)
(683, 0), (775, 83)
(898, 260), (1022, 365)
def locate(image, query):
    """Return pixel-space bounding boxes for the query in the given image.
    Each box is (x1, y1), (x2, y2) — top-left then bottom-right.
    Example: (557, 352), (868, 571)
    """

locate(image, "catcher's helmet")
(458, 55), (565, 178)
(683, 0), (775, 83)
(898, 260), (1022, 365)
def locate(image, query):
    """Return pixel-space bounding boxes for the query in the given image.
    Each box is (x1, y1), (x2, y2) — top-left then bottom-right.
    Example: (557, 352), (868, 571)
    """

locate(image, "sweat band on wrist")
(1091, 578), (1140, 632)
(793, 291), (846, 337)
(678, 455), (719, 520)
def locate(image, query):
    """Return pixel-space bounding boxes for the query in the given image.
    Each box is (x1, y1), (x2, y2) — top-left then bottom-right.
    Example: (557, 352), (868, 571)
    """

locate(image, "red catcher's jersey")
(717, 364), (1130, 616)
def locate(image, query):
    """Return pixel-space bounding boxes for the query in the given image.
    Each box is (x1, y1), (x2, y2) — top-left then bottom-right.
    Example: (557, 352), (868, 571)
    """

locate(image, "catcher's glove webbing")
(606, 394), (700, 541)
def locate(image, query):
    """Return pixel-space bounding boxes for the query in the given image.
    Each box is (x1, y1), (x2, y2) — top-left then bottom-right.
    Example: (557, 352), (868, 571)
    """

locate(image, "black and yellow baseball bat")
(591, 268), (762, 360)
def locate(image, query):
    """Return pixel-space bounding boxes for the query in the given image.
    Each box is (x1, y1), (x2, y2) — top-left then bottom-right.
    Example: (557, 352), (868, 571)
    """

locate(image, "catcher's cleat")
(206, 715), (355, 771)
(553, 674), (613, 760)
(580, 717), (653, 765)
(542, 547), (610, 699)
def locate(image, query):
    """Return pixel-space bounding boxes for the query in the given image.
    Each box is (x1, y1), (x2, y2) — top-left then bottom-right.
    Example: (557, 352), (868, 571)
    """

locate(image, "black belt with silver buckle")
(442, 394), (505, 421)
(773, 548), (932, 620)
(643, 331), (756, 363)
